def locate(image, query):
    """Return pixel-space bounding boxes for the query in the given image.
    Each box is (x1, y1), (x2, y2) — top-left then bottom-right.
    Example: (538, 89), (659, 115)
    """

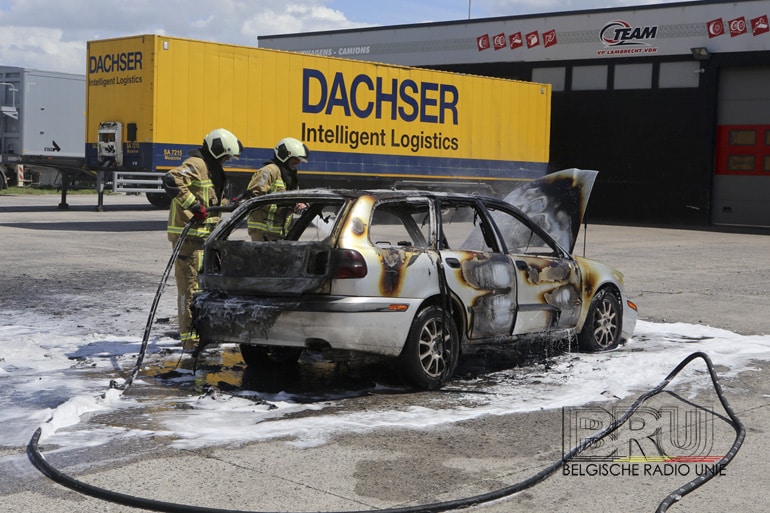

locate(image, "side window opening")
(441, 202), (496, 252)
(486, 206), (558, 256)
(369, 200), (432, 248)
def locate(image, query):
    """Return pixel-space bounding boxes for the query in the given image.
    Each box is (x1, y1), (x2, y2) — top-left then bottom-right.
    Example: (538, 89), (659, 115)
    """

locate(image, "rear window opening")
(215, 198), (347, 243)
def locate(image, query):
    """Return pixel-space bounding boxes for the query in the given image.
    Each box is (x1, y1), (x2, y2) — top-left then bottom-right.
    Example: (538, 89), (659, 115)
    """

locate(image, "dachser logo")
(600, 20), (658, 46)
(89, 51), (143, 73)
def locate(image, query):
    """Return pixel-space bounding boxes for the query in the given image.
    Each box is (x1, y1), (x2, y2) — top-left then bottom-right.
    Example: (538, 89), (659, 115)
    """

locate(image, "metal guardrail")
(111, 171), (164, 193)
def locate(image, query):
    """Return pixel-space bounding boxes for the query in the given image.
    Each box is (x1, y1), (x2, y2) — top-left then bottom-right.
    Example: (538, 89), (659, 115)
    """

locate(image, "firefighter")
(245, 137), (310, 241)
(163, 128), (243, 350)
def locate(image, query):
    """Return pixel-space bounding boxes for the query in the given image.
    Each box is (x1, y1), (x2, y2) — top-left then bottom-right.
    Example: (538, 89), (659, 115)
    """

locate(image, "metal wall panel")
(713, 66), (770, 227)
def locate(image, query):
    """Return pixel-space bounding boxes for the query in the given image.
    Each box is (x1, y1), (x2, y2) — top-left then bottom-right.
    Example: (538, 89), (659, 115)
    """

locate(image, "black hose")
(654, 352), (746, 512)
(110, 219), (195, 391)
(28, 351), (745, 513)
(111, 205), (234, 391)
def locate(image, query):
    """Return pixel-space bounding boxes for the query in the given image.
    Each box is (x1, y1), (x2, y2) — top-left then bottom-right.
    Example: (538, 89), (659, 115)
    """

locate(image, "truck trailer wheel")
(146, 192), (171, 209)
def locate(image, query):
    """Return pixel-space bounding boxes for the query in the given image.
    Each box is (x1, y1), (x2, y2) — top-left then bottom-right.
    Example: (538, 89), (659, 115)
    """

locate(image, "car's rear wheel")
(578, 289), (621, 351)
(239, 344), (302, 365)
(400, 305), (459, 390)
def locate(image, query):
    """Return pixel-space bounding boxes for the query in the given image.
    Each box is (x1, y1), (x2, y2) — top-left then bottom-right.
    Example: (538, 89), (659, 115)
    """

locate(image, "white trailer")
(0, 66), (85, 191)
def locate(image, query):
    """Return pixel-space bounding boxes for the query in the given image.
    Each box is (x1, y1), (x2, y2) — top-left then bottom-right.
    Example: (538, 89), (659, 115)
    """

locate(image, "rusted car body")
(192, 169), (637, 389)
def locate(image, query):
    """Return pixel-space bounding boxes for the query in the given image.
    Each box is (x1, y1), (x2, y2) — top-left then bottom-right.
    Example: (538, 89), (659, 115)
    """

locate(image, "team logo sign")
(600, 19), (658, 46)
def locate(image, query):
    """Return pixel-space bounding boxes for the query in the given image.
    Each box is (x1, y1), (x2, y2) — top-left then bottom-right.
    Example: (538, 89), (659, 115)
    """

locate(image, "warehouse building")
(260, 0), (770, 228)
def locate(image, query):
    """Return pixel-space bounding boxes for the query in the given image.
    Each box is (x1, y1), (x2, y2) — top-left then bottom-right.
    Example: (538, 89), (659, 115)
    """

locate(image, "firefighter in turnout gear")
(245, 137), (309, 241)
(163, 128), (243, 350)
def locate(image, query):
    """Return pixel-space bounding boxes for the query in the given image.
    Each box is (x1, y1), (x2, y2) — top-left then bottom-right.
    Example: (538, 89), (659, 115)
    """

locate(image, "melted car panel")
(502, 168), (597, 252)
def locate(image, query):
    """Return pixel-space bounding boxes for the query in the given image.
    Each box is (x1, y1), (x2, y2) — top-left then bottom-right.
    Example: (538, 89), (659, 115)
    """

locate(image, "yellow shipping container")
(86, 34), (550, 196)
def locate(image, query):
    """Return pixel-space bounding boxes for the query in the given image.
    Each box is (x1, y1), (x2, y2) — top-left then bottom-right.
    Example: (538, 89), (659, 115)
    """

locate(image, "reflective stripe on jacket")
(246, 162), (291, 237)
(164, 156), (221, 240)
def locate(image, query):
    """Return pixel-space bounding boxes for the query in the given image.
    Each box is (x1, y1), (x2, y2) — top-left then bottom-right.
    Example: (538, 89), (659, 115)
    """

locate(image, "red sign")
(477, 34), (490, 51)
(728, 16), (747, 37)
(509, 32), (523, 49)
(707, 18), (725, 38)
(543, 29), (558, 48)
(752, 15), (770, 36)
(526, 31), (540, 48)
(493, 32), (507, 50)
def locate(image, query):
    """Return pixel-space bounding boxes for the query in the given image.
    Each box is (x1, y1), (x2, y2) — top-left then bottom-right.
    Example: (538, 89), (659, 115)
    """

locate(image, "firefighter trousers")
(170, 235), (205, 350)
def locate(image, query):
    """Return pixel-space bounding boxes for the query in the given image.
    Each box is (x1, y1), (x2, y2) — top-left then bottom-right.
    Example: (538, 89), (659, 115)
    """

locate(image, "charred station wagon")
(192, 169), (637, 389)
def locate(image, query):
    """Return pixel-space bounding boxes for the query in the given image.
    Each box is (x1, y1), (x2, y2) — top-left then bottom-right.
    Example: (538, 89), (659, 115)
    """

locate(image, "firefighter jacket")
(246, 161), (297, 239)
(164, 155), (223, 241)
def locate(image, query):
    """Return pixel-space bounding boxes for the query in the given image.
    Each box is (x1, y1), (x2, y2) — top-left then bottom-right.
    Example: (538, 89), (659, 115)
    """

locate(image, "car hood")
(501, 168), (598, 253)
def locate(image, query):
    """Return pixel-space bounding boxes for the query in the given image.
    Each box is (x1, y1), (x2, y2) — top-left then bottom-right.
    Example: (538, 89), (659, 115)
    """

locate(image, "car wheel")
(578, 289), (621, 352)
(239, 344), (302, 365)
(400, 305), (460, 390)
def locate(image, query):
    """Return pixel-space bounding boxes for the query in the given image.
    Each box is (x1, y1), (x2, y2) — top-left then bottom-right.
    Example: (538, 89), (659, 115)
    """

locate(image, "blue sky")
(0, 0), (695, 73)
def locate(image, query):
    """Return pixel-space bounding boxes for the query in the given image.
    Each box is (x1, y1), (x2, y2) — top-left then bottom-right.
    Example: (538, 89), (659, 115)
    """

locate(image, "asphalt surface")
(1, 192), (769, 513)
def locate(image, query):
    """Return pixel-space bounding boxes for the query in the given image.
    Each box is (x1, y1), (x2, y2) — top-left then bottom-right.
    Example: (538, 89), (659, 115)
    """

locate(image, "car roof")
(242, 168), (597, 253)
(262, 187), (500, 203)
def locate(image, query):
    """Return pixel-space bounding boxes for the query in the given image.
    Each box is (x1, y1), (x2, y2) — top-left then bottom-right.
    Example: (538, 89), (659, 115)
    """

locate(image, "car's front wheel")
(400, 305), (460, 390)
(578, 289), (621, 351)
(239, 344), (303, 366)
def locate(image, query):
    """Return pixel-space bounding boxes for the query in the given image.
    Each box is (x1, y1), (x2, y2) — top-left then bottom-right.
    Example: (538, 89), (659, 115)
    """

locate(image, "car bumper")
(621, 296), (638, 342)
(192, 292), (420, 357)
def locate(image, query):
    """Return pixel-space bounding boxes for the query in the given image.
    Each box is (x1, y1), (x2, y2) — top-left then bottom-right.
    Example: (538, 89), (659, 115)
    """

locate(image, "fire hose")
(109, 205), (231, 391)
(28, 351), (745, 513)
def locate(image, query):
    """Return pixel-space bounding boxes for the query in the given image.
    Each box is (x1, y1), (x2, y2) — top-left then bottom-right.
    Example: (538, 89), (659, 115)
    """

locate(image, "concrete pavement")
(1, 192), (768, 513)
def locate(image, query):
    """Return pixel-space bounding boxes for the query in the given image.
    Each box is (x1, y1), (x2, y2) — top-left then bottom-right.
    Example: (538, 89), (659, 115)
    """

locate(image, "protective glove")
(230, 191), (253, 206)
(190, 202), (208, 222)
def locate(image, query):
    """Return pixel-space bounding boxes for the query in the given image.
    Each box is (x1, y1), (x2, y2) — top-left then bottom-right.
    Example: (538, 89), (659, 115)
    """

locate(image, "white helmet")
(204, 128), (243, 159)
(274, 137), (309, 163)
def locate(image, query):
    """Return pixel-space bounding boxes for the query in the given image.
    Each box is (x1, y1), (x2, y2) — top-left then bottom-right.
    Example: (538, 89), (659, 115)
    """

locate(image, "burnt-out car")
(191, 169), (637, 389)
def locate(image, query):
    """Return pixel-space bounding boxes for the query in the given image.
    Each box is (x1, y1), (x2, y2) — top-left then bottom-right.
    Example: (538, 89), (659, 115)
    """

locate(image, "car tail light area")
(332, 248), (367, 278)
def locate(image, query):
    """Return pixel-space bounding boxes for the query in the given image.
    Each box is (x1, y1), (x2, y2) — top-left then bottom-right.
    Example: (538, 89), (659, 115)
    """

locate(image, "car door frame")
(480, 198), (583, 335)
(436, 197), (518, 341)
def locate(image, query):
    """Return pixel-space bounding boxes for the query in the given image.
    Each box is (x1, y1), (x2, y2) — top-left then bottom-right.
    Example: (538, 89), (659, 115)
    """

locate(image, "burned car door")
(361, 197), (437, 298)
(483, 202), (582, 334)
(438, 199), (517, 340)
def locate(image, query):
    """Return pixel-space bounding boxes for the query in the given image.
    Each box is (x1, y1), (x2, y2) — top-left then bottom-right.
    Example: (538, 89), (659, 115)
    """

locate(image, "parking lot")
(1, 192), (769, 512)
